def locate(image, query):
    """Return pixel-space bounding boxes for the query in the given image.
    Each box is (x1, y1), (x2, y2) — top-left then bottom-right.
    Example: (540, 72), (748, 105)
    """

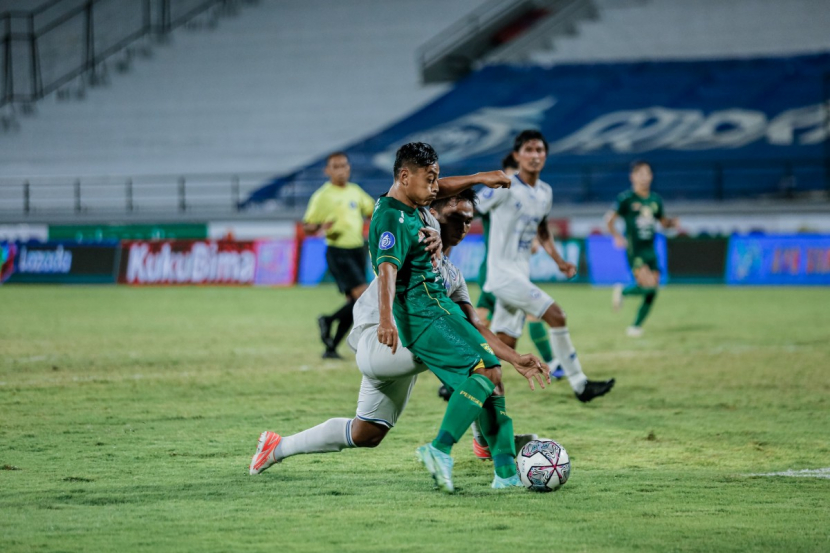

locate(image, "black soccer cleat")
(438, 385), (452, 402)
(317, 315), (334, 350)
(322, 349), (343, 360)
(576, 378), (615, 403)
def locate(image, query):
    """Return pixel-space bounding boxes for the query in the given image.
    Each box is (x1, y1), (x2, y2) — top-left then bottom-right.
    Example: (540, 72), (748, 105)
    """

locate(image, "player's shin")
(432, 373), (495, 454)
(549, 328), (588, 394)
(634, 289), (657, 327)
(528, 321), (554, 364)
(276, 417), (356, 460)
(477, 395), (517, 479)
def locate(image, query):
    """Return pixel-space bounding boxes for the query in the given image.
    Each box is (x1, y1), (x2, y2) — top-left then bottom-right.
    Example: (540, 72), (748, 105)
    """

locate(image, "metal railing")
(1, 0), (230, 108)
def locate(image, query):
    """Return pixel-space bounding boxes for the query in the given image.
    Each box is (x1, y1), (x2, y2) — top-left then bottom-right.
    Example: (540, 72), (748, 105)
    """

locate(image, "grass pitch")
(1, 284), (828, 552)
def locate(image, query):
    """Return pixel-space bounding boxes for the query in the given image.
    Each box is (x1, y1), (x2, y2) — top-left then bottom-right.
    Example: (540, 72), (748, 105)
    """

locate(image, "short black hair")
(430, 188), (478, 212)
(630, 159), (652, 173)
(501, 152), (518, 171)
(326, 151), (349, 163)
(393, 142), (438, 179)
(513, 129), (548, 153)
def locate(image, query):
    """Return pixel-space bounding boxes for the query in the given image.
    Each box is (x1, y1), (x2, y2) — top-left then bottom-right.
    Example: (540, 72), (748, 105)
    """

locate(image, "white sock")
(275, 418), (355, 461)
(549, 328), (588, 395)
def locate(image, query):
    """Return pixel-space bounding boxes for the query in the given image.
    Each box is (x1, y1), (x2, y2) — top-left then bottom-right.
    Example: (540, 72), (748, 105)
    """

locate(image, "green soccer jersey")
(614, 190), (665, 255)
(369, 195), (459, 347)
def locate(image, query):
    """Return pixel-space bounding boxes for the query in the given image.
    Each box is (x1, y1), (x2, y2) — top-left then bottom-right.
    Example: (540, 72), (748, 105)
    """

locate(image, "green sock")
(633, 290), (657, 327)
(528, 321), (554, 363)
(476, 395), (517, 479)
(432, 374), (494, 454)
(623, 284), (648, 296)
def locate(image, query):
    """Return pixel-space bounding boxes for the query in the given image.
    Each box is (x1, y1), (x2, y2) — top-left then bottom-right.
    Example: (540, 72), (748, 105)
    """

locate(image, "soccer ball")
(515, 439), (570, 492)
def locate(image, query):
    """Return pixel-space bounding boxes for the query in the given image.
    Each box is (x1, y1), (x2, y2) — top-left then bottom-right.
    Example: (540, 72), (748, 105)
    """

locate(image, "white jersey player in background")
(249, 188), (548, 484)
(477, 129), (615, 403)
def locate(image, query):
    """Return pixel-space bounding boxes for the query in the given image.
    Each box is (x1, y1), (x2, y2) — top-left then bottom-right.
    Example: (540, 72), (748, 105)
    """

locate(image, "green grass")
(1, 284), (829, 552)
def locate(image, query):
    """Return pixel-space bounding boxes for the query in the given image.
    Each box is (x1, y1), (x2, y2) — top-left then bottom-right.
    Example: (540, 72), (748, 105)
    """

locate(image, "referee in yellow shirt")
(303, 152), (375, 359)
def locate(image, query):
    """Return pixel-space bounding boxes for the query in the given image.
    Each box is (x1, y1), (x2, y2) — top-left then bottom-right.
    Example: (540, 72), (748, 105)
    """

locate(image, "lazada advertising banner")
(119, 240), (257, 285)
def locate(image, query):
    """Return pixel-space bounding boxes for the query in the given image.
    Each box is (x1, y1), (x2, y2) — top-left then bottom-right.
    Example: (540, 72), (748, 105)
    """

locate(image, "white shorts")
(353, 325), (427, 428)
(489, 277), (555, 339)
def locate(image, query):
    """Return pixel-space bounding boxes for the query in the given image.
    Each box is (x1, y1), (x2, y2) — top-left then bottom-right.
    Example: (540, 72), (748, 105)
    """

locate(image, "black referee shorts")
(325, 245), (367, 295)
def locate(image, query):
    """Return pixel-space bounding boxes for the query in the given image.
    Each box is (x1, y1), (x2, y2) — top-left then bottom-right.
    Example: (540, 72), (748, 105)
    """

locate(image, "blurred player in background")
(477, 130), (615, 403)
(303, 152), (375, 359)
(605, 160), (678, 337)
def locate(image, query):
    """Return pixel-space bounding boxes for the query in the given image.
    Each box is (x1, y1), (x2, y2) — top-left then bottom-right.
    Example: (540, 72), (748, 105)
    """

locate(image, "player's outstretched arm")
(435, 171), (511, 199)
(605, 211), (627, 249)
(377, 262), (399, 353)
(537, 218), (577, 279)
(660, 215), (679, 229)
(459, 303), (549, 390)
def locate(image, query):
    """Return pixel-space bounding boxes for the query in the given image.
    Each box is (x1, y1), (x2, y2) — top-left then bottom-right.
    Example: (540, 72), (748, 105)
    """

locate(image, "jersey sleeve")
(302, 189), (326, 224)
(476, 186), (509, 214)
(358, 187), (376, 218)
(449, 273), (472, 305)
(654, 195), (665, 220)
(369, 208), (410, 272)
(613, 192), (629, 216)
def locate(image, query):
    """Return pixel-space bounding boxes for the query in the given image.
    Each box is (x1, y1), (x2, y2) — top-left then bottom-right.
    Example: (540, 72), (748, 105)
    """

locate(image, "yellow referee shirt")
(303, 181), (375, 249)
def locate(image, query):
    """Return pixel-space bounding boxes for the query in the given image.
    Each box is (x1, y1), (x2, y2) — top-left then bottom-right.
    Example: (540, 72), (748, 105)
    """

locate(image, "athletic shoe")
(626, 326), (643, 338)
(249, 431), (282, 475)
(612, 284), (623, 311)
(437, 385), (452, 402)
(322, 349), (343, 360)
(416, 443), (454, 493)
(472, 439), (492, 461)
(491, 474), (523, 489)
(550, 364), (565, 380)
(514, 433), (539, 452)
(317, 315), (334, 350)
(576, 378), (616, 403)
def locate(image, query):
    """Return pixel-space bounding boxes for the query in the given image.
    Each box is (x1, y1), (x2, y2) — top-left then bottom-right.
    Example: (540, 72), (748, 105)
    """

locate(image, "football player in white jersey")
(477, 130), (615, 403)
(249, 187), (548, 484)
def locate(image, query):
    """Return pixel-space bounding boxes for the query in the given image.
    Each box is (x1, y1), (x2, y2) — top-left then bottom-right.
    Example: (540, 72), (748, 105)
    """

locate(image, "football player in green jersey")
(370, 142), (547, 493)
(605, 160), (679, 337)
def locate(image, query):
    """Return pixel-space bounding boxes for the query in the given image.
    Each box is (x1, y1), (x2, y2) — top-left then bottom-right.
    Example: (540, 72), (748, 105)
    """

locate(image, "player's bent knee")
(350, 419), (389, 448)
(543, 304), (567, 327)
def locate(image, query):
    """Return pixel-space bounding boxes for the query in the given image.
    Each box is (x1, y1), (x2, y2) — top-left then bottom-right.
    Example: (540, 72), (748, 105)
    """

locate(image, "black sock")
(328, 301), (352, 323)
(331, 301), (355, 348)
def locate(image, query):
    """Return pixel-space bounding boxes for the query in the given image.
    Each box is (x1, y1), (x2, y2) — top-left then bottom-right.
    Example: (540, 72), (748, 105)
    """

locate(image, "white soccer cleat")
(626, 326), (643, 338)
(249, 431), (282, 475)
(612, 284), (623, 311)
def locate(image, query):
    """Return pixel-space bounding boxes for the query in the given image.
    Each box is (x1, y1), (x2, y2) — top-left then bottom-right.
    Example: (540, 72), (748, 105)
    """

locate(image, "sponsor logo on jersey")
(379, 232), (396, 250)
(481, 343), (494, 355)
(349, 201), (357, 209)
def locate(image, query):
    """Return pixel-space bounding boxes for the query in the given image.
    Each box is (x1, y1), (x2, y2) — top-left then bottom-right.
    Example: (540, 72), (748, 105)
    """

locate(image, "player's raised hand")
(418, 227), (443, 265)
(377, 318), (399, 354)
(514, 353), (550, 391)
(557, 261), (577, 279)
(477, 170), (511, 189)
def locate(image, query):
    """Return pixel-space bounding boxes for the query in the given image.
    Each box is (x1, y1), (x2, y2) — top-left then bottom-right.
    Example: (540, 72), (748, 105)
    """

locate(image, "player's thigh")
(356, 325), (424, 380)
(409, 314), (500, 391)
(491, 278), (555, 320)
(355, 375), (417, 429)
(491, 299), (526, 340)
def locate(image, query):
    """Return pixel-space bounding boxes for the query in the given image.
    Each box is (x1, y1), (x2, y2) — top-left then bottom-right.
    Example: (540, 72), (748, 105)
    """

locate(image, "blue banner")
(726, 235), (830, 286)
(244, 53), (830, 207)
(586, 235), (667, 286)
(2, 240), (120, 284)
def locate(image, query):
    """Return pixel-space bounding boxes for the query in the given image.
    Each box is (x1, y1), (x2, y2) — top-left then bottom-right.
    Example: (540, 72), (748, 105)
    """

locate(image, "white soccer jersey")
(348, 207), (470, 351)
(477, 174), (553, 291)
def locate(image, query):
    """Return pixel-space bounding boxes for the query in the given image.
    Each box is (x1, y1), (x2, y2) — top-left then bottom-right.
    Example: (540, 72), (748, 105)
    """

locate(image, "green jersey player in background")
(605, 160), (679, 337)
(371, 142), (547, 493)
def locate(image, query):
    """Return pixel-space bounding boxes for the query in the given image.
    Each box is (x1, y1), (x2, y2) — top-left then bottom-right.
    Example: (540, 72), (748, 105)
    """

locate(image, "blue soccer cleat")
(491, 474), (523, 489)
(551, 363), (565, 380)
(416, 443), (455, 493)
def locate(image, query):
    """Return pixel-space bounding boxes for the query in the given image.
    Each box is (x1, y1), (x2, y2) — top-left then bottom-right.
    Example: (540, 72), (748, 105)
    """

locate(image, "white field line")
(745, 468), (830, 479)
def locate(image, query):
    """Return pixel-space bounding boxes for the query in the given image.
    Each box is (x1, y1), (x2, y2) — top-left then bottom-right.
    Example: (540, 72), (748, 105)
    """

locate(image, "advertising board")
(726, 235), (830, 285)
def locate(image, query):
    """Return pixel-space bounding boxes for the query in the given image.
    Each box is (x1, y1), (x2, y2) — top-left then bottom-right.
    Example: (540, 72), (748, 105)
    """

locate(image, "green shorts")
(628, 248), (659, 272)
(475, 289), (496, 319)
(406, 309), (500, 391)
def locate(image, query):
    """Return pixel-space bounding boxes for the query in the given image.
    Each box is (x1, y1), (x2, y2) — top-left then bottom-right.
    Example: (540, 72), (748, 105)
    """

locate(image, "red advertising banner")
(119, 240), (257, 285)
